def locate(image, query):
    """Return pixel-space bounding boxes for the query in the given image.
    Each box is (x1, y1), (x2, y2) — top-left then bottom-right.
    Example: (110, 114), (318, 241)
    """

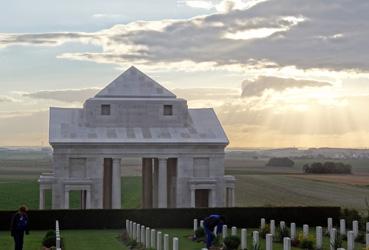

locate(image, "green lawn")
(0, 230), (128, 250)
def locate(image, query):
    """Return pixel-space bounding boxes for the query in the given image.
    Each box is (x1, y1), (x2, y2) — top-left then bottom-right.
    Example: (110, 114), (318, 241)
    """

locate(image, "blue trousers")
(13, 231), (24, 250)
(204, 225), (222, 248)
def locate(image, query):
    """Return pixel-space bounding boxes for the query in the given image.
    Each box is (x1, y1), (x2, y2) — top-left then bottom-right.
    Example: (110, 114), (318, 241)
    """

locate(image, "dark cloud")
(1, 0), (367, 72)
(241, 76), (331, 97)
(23, 88), (100, 102)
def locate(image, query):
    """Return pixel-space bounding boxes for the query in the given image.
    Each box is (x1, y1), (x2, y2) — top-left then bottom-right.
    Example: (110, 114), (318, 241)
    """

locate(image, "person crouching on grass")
(203, 214), (225, 248)
(10, 205), (29, 250)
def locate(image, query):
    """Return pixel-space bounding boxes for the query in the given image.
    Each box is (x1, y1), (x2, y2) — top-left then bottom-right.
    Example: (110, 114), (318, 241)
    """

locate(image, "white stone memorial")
(164, 234), (169, 250)
(266, 234), (273, 250)
(145, 227), (150, 248)
(316, 226), (323, 250)
(241, 228), (247, 250)
(253, 231), (259, 247)
(151, 229), (156, 248)
(303, 224), (309, 239)
(352, 220), (358, 238)
(193, 219), (198, 232)
(231, 226), (237, 236)
(39, 66), (236, 209)
(173, 237), (179, 250)
(283, 237), (291, 250)
(347, 231), (354, 250)
(340, 219), (346, 236)
(330, 228), (336, 250)
(328, 218), (333, 234)
(222, 225), (228, 239)
(261, 218), (266, 229)
(157, 231), (162, 250)
(290, 223), (296, 240)
(280, 221), (286, 230)
(366, 233), (369, 249)
(270, 220), (275, 236)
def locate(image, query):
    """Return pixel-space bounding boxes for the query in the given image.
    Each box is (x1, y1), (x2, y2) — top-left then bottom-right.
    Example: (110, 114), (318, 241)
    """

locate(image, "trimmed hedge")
(0, 207), (340, 230)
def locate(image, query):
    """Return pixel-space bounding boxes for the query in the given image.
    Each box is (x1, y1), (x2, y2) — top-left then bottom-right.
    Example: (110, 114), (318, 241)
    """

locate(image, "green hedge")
(0, 207), (340, 230)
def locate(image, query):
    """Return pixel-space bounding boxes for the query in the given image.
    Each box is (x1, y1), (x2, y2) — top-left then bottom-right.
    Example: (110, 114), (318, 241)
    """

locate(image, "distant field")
(1, 151), (369, 211)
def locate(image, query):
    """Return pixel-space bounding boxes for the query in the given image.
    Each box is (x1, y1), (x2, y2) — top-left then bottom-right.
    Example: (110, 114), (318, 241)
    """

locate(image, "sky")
(1, 0), (369, 148)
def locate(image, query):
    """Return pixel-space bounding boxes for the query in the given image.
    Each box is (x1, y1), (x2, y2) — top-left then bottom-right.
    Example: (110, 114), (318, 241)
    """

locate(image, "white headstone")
(270, 220), (275, 236)
(261, 218), (266, 229)
(253, 231), (259, 247)
(164, 234), (169, 250)
(222, 225), (228, 239)
(126, 220), (129, 234)
(266, 234), (273, 250)
(145, 227), (150, 248)
(316, 226), (323, 250)
(353, 220), (359, 238)
(283, 237), (291, 250)
(173, 237), (179, 250)
(136, 224), (141, 242)
(340, 219), (346, 236)
(328, 218), (333, 234)
(151, 229), (156, 248)
(200, 220), (204, 228)
(347, 230), (354, 250)
(330, 228), (336, 250)
(141, 225), (145, 244)
(290, 223), (296, 240)
(232, 226), (237, 236)
(214, 226), (218, 235)
(366, 233), (369, 249)
(194, 219), (198, 232)
(366, 222), (369, 233)
(132, 222), (136, 240)
(129, 221), (133, 238)
(241, 228), (247, 250)
(303, 224), (309, 239)
(157, 231), (162, 250)
(280, 221), (286, 230)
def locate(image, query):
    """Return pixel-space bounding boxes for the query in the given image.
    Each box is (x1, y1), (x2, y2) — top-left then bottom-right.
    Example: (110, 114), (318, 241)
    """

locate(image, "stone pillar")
(142, 158), (153, 208)
(316, 226), (323, 250)
(303, 224), (309, 239)
(158, 158), (167, 208)
(253, 231), (259, 247)
(64, 190), (69, 209)
(86, 190), (91, 209)
(340, 219), (346, 236)
(112, 158), (121, 209)
(157, 231), (162, 250)
(193, 219), (198, 233)
(39, 187), (45, 209)
(145, 227), (150, 248)
(136, 224), (141, 243)
(200, 220), (204, 228)
(141, 225), (145, 244)
(132, 222), (136, 240)
(347, 231), (354, 250)
(241, 229), (247, 250)
(191, 188), (195, 208)
(266, 234), (273, 250)
(153, 159), (159, 208)
(290, 223), (296, 240)
(283, 237), (291, 250)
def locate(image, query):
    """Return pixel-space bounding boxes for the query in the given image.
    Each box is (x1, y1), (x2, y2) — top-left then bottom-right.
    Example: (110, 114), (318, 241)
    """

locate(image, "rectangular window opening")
(101, 104), (111, 116)
(163, 105), (173, 116)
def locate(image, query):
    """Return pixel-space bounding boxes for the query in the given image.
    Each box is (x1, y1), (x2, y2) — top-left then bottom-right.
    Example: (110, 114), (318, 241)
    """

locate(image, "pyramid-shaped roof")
(95, 66), (176, 98)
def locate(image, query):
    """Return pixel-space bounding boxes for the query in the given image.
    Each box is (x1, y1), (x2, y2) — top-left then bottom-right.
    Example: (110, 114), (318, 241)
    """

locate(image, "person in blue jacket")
(10, 205), (29, 250)
(203, 214), (225, 248)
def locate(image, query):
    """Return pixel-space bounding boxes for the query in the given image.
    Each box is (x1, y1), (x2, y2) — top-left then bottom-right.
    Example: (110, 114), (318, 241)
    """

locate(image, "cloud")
(241, 76), (332, 97)
(0, 95), (17, 103)
(23, 88), (100, 102)
(0, 0), (368, 75)
(184, 0), (271, 12)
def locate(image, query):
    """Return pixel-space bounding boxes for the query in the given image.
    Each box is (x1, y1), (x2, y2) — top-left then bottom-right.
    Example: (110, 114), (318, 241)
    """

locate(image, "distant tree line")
(303, 161), (352, 174)
(266, 157), (295, 167)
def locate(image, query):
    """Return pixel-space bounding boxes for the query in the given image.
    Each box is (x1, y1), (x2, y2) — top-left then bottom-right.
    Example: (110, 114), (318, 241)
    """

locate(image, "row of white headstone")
(55, 220), (61, 250)
(195, 217), (369, 250)
(126, 219), (179, 250)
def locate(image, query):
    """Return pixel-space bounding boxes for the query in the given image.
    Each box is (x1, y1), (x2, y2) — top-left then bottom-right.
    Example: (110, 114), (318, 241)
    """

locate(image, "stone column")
(64, 189), (69, 209)
(142, 158), (153, 208)
(158, 158), (167, 208)
(39, 187), (45, 209)
(112, 158), (121, 209)
(86, 189), (91, 209)
(153, 159), (159, 208)
(190, 188), (195, 208)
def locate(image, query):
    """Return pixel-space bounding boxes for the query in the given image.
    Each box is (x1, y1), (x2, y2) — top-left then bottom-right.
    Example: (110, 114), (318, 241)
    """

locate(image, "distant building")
(39, 66), (235, 209)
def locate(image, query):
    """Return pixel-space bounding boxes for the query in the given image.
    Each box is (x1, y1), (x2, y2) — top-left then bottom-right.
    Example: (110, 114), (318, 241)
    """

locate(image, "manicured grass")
(0, 176), (142, 210)
(0, 230), (128, 250)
